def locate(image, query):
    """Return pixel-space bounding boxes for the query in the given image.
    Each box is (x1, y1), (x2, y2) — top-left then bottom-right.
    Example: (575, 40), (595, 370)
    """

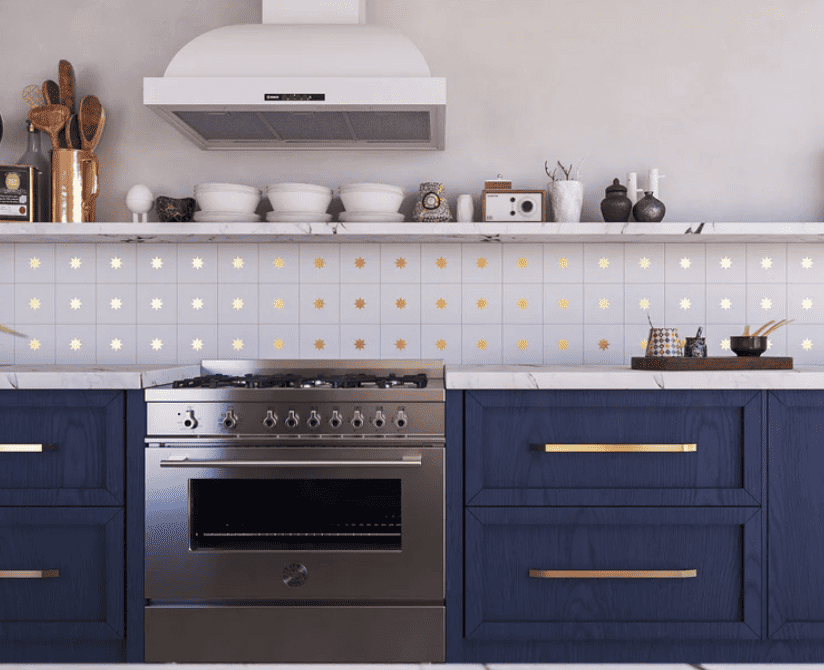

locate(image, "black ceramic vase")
(632, 191), (666, 222)
(600, 178), (632, 222)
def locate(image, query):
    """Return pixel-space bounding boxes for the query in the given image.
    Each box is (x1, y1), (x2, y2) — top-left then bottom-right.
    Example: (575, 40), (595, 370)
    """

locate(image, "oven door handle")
(159, 457), (422, 468)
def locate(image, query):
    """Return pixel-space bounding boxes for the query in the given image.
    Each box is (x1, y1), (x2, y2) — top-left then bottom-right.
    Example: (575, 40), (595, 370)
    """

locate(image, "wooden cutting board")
(631, 356), (793, 370)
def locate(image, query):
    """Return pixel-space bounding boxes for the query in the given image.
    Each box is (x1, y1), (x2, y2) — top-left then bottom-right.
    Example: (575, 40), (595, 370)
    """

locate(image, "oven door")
(145, 446), (443, 602)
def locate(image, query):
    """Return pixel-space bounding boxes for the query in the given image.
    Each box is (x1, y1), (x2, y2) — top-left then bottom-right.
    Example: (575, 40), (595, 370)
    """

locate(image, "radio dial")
(285, 410), (299, 429)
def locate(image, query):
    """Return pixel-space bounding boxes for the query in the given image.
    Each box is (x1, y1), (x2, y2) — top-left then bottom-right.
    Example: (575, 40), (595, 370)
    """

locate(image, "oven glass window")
(190, 479), (401, 551)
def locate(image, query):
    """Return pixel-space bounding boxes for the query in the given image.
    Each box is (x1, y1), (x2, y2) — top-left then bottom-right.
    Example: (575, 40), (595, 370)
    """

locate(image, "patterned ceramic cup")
(645, 327), (682, 357)
(684, 336), (707, 358)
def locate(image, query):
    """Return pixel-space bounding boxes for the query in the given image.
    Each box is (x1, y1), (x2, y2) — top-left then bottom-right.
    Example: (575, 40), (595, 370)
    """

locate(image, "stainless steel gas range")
(143, 359), (445, 663)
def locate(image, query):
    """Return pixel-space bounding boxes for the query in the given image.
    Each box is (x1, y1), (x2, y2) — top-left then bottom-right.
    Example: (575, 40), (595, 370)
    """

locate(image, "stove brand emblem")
(283, 562), (308, 587)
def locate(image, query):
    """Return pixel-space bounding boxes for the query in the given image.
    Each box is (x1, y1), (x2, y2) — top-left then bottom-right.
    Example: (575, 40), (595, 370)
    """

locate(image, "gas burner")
(172, 372), (428, 390)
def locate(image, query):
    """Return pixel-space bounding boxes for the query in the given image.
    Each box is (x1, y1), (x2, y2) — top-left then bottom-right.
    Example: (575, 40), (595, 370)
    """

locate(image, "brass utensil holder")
(51, 148), (98, 222)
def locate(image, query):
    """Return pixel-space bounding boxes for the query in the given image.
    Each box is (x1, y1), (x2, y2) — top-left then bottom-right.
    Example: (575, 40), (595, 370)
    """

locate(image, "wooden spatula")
(28, 104), (70, 153)
(79, 95), (105, 152)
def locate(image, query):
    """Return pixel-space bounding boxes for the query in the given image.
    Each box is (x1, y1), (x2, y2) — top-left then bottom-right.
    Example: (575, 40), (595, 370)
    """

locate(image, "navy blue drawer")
(464, 506), (761, 641)
(465, 390), (761, 506)
(0, 391), (124, 506)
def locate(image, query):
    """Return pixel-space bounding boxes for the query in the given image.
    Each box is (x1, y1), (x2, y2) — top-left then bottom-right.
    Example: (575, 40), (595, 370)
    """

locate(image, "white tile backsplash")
(0, 241), (822, 364)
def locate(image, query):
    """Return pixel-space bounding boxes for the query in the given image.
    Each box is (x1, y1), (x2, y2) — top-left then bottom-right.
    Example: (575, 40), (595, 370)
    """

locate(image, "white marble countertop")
(446, 364), (824, 390)
(0, 364), (201, 389)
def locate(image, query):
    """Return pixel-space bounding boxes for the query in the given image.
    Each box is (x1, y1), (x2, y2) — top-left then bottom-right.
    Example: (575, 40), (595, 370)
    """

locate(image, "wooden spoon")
(28, 104), (70, 153)
(79, 95), (105, 152)
(58, 60), (76, 114)
(42, 79), (60, 105)
(65, 114), (82, 150)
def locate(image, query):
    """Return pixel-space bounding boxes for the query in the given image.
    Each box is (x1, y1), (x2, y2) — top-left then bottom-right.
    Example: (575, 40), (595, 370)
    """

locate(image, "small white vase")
(547, 180), (584, 222)
(456, 194), (474, 222)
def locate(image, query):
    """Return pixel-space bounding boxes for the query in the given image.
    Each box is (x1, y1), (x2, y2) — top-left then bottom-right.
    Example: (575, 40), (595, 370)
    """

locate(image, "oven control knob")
(285, 410), (299, 429)
(263, 410), (277, 429)
(372, 409), (386, 429)
(329, 410), (343, 429)
(307, 410), (321, 428)
(222, 409), (238, 430)
(394, 409), (408, 429)
(351, 410), (365, 430)
(182, 410), (198, 429)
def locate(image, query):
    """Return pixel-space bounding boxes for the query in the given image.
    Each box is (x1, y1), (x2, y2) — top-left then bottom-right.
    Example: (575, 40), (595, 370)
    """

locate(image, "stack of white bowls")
(193, 183), (262, 222)
(266, 183), (333, 222)
(338, 183), (405, 222)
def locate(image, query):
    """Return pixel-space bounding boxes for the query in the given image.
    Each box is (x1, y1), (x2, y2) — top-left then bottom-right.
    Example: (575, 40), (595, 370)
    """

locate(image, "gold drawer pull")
(529, 569), (697, 579)
(0, 443), (58, 453)
(529, 443), (696, 453)
(0, 569), (59, 579)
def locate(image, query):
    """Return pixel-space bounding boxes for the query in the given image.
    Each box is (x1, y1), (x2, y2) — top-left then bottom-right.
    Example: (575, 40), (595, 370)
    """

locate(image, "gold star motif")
(517, 339), (528, 350)
(517, 258), (528, 268)
(720, 257), (732, 269)
(761, 257), (773, 269)
(680, 297), (691, 310)
(395, 257), (406, 269)
(354, 298), (366, 309)
(639, 257), (651, 269)
(436, 339), (447, 350)
(274, 257), (285, 268)
(354, 338), (366, 350)
(354, 257), (366, 269)
(151, 298), (163, 310)
(273, 298), (285, 310)
(110, 257), (122, 269)
(640, 339), (648, 349)
(29, 297), (40, 310)
(802, 257), (813, 269)
(558, 339), (569, 350)
(599, 298), (610, 309)
(802, 338), (813, 350)
(232, 338), (244, 350)
(436, 298), (447, 309)
(558, 298), (569, 309)
(761, 297), (773, 310)
(232, 257), (244, 269)
(69, 257), (82, 269)
(477, 258), (487, 268)
(191, 298), (204, 310)
(721, 338), (731, 350)
(110, 298), (122, 310)
(191, 257), (204, 269)
(29, 257), (40, 269)
(110, 338), (122, 351)
(232, 298), (244, 310)
(802, 298), (813, 310)
(680, 257), (691, 269)
(192, 338), (204, 351)
(314, 258), (325, 269)
(314, 339), (325, 350)
(517, 298), (529, 309)
(314, 298), (325, 309)
(395, 339), (407, 351)
(69, 298), (82, 310)
(477, 298), (488, 309)
(69, 338), (82, 351)
(477, 339), (487, 350)
(395, 298), (406, 310)
(151, 257), (163, 269)
(598, 339), (609, 350)
(558, 257), (569, 269)
(150, 338), (163, 351)
(598, 257), (609, 269)
(28, 338), (41, 350)
(720, 298), (732, 310)
(639, 298), (650, 310)
(273, 339), (285, 350)
(435, 257), (447, 269)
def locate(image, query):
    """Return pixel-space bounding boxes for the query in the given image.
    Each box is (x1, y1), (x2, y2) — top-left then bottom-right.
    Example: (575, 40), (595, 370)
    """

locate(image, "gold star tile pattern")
(680, 298), (691, 310)
(558, 298), (569, 309)
(517, 339), (528, 350)
(354, 298), (366, 309)
(802, 338), (813, 350)
(314, 258), (325, 269)
(29, 338), (40, 350)
(29, 298), (40, 310)
(558, 257), (569, 269)
(436, 298), (447, 309)
(395, 339), (406, 350)
(192, 257), (204, 269)
(720, 298), (732, 310)
(477, 339), (487, 350)
(599, 298), (609, 309)
(110, 298), (122, 310)
(232, 298), (244, 310)
(720, 338), (731, 350)
(354, 258), (366, 269)
(314, 339), (325, 350)
(802, 257), (813, 269)
(192, 338), (204, 351)
(761, 257), (773, 269)
(517, 258), (528, 268)
(558, 339), (569, 350)
(69, 257), (82, 269)
(640, 339), (647, 349)
(435, 257), (447, 269)
(151, 298), (163, 310)
(70, 338), (82, 351)
(761, 297), (772, 310)
(598, 257), (609, 269)
(598, 339), (609, 350)
(803, 298), (813, 310)
(191, 298), (204, 310)
(151, 257), (163, 269)
(151, 338), (163, 351)
(110, 257), (122, 269)
(110, 338), (122, 351)
(680, 257), (691, 269)
(395, 257), (406, 269)
(477, 258), (487, 268)
(273, 339), (285, 350)
(638, 298), (650, 310)
(232, 257), (244, 269)
(314, 298), (325, 310)
(274, 257), (285, 268)
(638, 257), (651, 269)
(395, 298), (406, 310)
(720, 257), (732, 269)
(69, 298), (82, 310)
(518, 298), (529, 309)
(273, 298), (285, 310)
(354, 338), (366, 350)
(29, 257), (40, 269)
(477, 298), (488, 309)
(436, 339), (447, 350)
(232, 339), (244, 350)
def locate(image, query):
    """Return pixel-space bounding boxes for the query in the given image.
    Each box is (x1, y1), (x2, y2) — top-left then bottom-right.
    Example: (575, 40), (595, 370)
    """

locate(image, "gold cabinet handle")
(529, 569), (697, 579)
(529, 443), (696, 453)
(0, 569), (59, 579)
(0, 443), (58, 452)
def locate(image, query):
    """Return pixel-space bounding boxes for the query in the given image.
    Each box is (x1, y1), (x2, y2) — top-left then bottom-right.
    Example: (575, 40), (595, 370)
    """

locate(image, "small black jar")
(632, 191), (666, 222)
(600, 178), (632, 222)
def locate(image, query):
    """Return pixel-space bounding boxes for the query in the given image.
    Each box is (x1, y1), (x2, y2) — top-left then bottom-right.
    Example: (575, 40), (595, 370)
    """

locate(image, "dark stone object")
(730, 336), (768, 357)
(684, 337), (707, 357)
(600, 177), (632, 222)
(155, 195), (196, 223)
(632, 190), (666, 222)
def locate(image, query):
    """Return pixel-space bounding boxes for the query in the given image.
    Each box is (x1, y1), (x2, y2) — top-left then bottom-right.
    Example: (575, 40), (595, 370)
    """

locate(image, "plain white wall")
(1, 0), (823, 223)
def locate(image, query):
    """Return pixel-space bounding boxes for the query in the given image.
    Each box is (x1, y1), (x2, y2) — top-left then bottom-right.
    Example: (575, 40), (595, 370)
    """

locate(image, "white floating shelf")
(0, 222), (822, 243)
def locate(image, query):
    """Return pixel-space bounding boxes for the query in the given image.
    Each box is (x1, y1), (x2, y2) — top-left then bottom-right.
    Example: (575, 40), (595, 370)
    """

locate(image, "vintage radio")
(482, 189), (545, 222)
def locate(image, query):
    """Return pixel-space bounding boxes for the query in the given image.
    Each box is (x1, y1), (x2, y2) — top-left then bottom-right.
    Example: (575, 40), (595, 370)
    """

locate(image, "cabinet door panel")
(465, 390), (761, 506)
(0, 391), (124, 506)
(465, 506), (761, 641)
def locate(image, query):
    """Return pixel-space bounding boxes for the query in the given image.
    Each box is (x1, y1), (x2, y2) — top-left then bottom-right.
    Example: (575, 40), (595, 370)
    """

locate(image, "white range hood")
(143, 0), (446, 150)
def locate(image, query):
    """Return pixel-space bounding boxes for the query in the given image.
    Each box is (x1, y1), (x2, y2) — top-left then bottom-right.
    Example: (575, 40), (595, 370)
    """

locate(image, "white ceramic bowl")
(194, 183), (262, 214)
(339, 183), (404, 212)
(266, 183), (332, 212)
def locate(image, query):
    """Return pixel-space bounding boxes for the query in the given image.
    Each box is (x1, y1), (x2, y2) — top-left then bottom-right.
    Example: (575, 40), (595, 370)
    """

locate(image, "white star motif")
(680, 297), (691, 310)
(192, 257), (204, 269)
(802, 298), (813, 310)
(720, 298), (732, 310)
(151, 257), (163, 269)
(638, 257), (651, 269)
(151, 298), (163, 310)
(802, 338), (813, 350)
(150, 338), (163, 351)
(191, 298), (204, 310)
(110, 298), (122, 310)
(720, 257), (732, 269)
(29, 297), (40, 310)
(721, 338), (731, 350)
(232, 298), (244, 310)
(761, 257), (773, 269)
(232, 257), (244, 269)
(802, 257), (814, 269)
(760, 297), (773, 310)
(69, 298), (82, 310)
(638, 298), (650, 310)
(110, 257), (122, 269)
(679, 257), (691, 269)
(110, 338), (122, 351)
(192, 338), (204, 351)
(232, 338), (244, 351)
(69, 338), (82, 351)
(28, 338), (40, 351)
(69, 257), (82, 269)
(767, 339), (773, 350)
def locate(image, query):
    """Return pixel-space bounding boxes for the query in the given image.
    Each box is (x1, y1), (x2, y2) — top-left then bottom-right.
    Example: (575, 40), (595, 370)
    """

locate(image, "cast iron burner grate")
(172, 372), (428, 390)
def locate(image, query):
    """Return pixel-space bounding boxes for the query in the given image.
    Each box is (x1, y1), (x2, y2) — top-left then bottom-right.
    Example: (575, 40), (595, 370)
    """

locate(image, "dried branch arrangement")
(545, 160), (583, 181)
(742, 319), (795, 336)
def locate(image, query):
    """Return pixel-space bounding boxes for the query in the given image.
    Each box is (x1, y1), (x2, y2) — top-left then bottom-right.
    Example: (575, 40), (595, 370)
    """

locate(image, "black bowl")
(730, 335), (768, 357)
(155, 196), (196, 223)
